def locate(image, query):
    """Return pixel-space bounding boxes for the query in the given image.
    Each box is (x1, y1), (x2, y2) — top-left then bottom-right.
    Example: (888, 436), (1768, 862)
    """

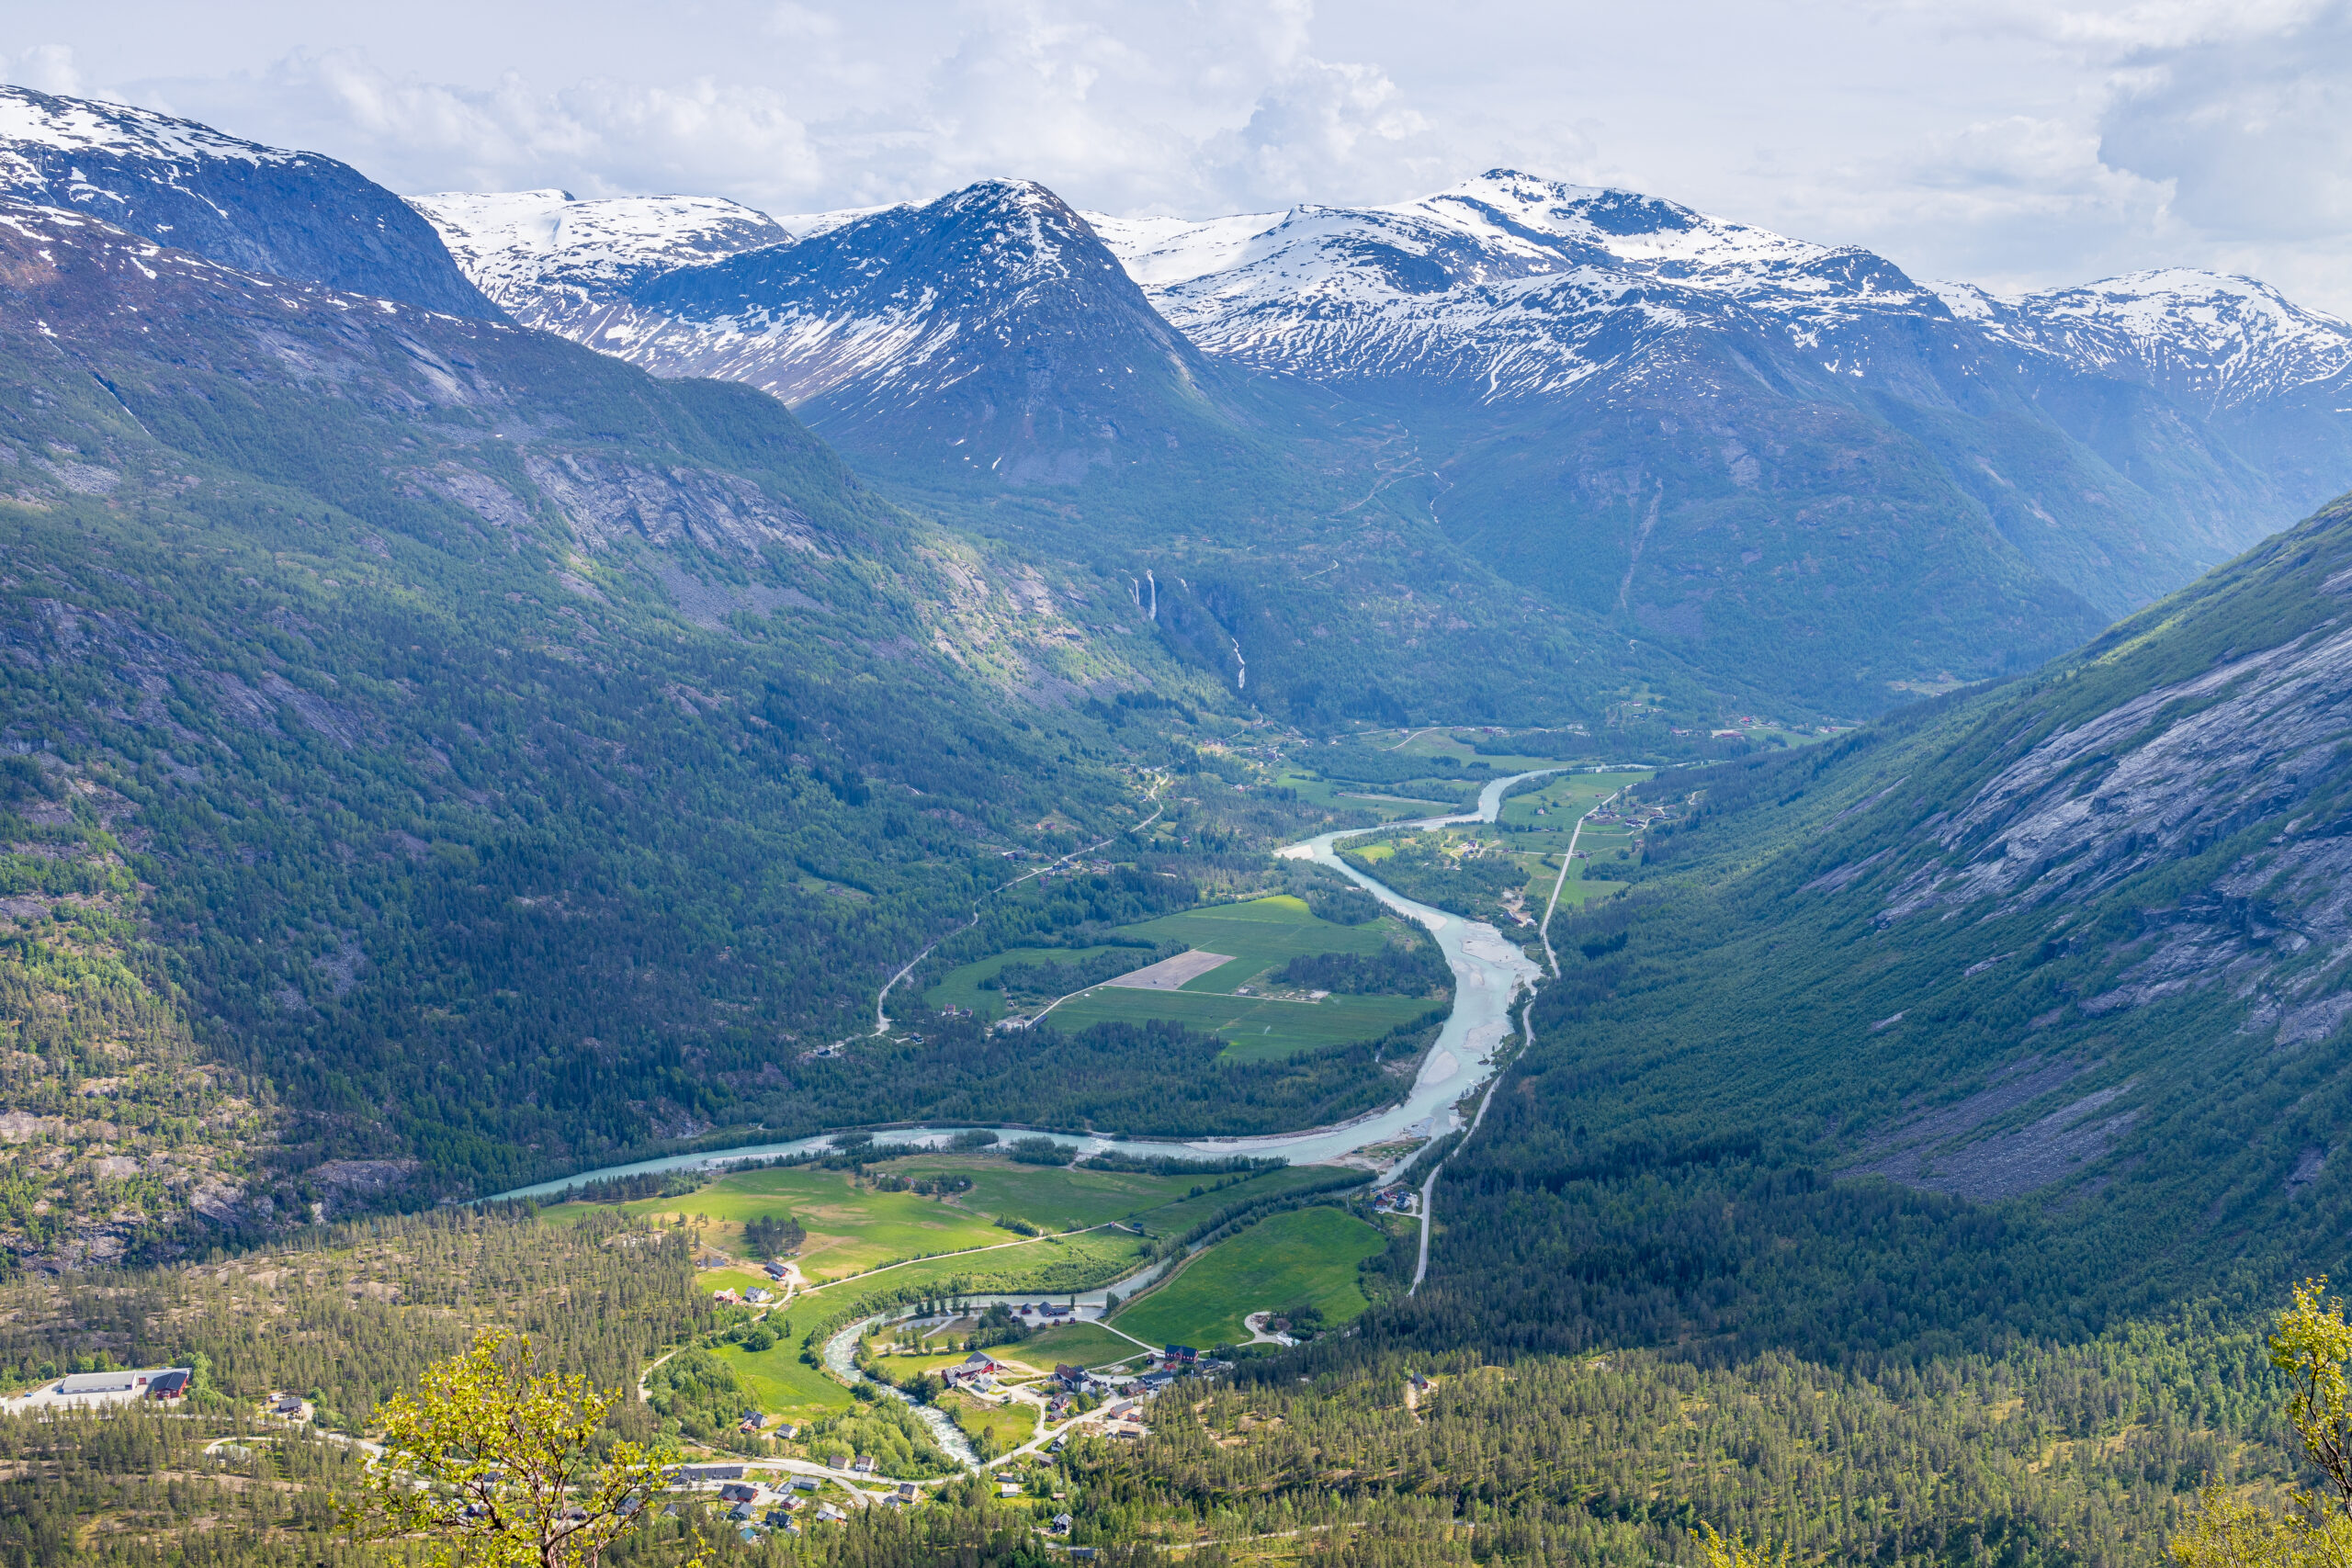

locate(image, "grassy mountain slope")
(1396, 486), (2352, 1361)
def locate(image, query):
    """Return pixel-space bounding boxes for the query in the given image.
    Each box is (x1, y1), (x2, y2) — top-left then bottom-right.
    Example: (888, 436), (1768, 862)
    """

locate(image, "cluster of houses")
(736, 1408), (800, 1437)
(1371, 1186), (1419, 1215)
(666, 1467), (847, 1539)
(710, 1284), (780, 1306)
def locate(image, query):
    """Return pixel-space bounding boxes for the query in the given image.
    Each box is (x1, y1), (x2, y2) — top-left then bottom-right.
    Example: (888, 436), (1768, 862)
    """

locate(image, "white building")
(2, 1367), (192, 1413)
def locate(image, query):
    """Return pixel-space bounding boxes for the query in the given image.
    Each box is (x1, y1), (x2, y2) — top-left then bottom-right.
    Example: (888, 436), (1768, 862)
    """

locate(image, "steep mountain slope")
(0, 196), (1360, 1262)
(0, 84), (494, 316)
(1089, 173), (2352, 707)
(1401, 487), (2352, 1359)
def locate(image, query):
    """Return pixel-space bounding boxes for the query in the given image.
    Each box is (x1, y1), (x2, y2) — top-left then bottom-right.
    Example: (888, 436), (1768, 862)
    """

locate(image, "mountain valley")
(0, 74), (2350, 1568)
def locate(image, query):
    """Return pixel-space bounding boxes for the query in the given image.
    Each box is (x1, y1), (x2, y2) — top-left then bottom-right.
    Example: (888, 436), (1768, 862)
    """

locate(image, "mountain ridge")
(0, 83), (495, 317)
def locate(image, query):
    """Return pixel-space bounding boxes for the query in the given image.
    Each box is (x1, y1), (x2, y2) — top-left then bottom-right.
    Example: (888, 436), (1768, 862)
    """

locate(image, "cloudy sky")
(9, 0), (2350, 310)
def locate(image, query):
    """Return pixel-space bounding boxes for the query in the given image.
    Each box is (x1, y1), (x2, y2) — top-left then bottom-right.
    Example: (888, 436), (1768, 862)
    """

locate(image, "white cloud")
(21, 0), (2352, 310)
(137, 49), (819, 204)
(2096, 1), (2352, 243)
(3, 44), (81, 96)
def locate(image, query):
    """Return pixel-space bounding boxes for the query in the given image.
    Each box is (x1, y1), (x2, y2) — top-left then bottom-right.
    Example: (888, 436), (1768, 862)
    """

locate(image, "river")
(489, 771), (1561, 1202)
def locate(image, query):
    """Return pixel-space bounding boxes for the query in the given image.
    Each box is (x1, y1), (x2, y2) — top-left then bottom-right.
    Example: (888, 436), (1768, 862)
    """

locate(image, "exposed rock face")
(1880, 608), (2352, 1043)
(522, 453), (820, 555)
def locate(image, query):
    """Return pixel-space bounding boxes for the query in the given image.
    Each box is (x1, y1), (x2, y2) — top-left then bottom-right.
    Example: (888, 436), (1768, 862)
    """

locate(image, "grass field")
(874, 1154), (1200, 1230)
(941, 1391), (1038, 1455)
(1111, 1206), (1388, 1350)
(711, 1341), (856, 1425)
(1006, 1322), (1145, 1370)
(922, 943), (1124, 1016)
(865, 1343), (977, 1376)
(1046, 987), (1432, 1063)
(545, 1167), (1013, 1281)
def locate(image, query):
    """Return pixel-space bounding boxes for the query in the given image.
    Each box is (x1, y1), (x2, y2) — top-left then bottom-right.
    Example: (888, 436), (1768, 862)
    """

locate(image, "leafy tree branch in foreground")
(343, 1328), (701, 1568)
(2175, 1279), (2352, 1568)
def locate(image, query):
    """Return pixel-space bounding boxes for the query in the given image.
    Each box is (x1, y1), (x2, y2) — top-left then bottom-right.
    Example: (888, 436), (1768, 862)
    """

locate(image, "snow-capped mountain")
(1935, 269), (2352, 412)
(418, 161), (2352, 708)
(408, 188), (794, 322)
(1073, 172), (2352, 621)
(548, 179), (1227, 487)
(0, 85), (493, 317)
(1085, 171), (2352, 411)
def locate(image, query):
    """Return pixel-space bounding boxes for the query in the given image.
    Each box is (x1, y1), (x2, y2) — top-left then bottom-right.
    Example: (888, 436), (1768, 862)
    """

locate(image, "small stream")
(489, 772), (1561, 1202)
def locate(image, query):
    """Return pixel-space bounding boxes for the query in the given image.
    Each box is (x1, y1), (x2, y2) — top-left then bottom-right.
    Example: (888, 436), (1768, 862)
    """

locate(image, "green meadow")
(923, 943), (1125, 1015)
(1112, 1205), (1389, 1350)
(1006, 1322), (1144, 1371)
(876, 1154), (1202, 1230)
(711, 1340), (857, 1425)
(543, 1165), (1017, 1280)
(1046, 986), (1431, 1062)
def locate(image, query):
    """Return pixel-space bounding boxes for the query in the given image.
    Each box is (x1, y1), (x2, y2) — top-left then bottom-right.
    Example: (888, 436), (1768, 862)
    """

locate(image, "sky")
(7, 0), (2350, 310)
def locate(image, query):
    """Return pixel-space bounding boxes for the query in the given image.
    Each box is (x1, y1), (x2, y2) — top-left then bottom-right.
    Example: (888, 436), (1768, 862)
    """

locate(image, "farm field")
(1111, 1205), (1388, 1351)
(1091, 896), (1399, 992)
(1119, 1165), (1361, 1239)
(875, 1153), (1200, 1230)
(698, 1266), (779, 1299)
(1272, 770), (1458, 818)
(1494, 769), (1651, 830)
(797, 1229), (1150, 1303)
(1046, 986), (1433, 1063)
(929, 895), (1435, 1056)
(1007, 1322), (1144, 1370)
(712, 1339), (856, 1425)
(542, 1166), (1015, 1280)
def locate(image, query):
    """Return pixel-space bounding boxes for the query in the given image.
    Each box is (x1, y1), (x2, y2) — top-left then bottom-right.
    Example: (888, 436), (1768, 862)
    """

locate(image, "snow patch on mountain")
(1080, 210), (1280, 288)
(1933, 270), (2352, 409)
(1082, 170), (1943, 397)
(1084, 170), (2352, 412)
(410, 188), (791, 312)
(0, 85), (304, 176)
(556, 177), (1193, 428)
